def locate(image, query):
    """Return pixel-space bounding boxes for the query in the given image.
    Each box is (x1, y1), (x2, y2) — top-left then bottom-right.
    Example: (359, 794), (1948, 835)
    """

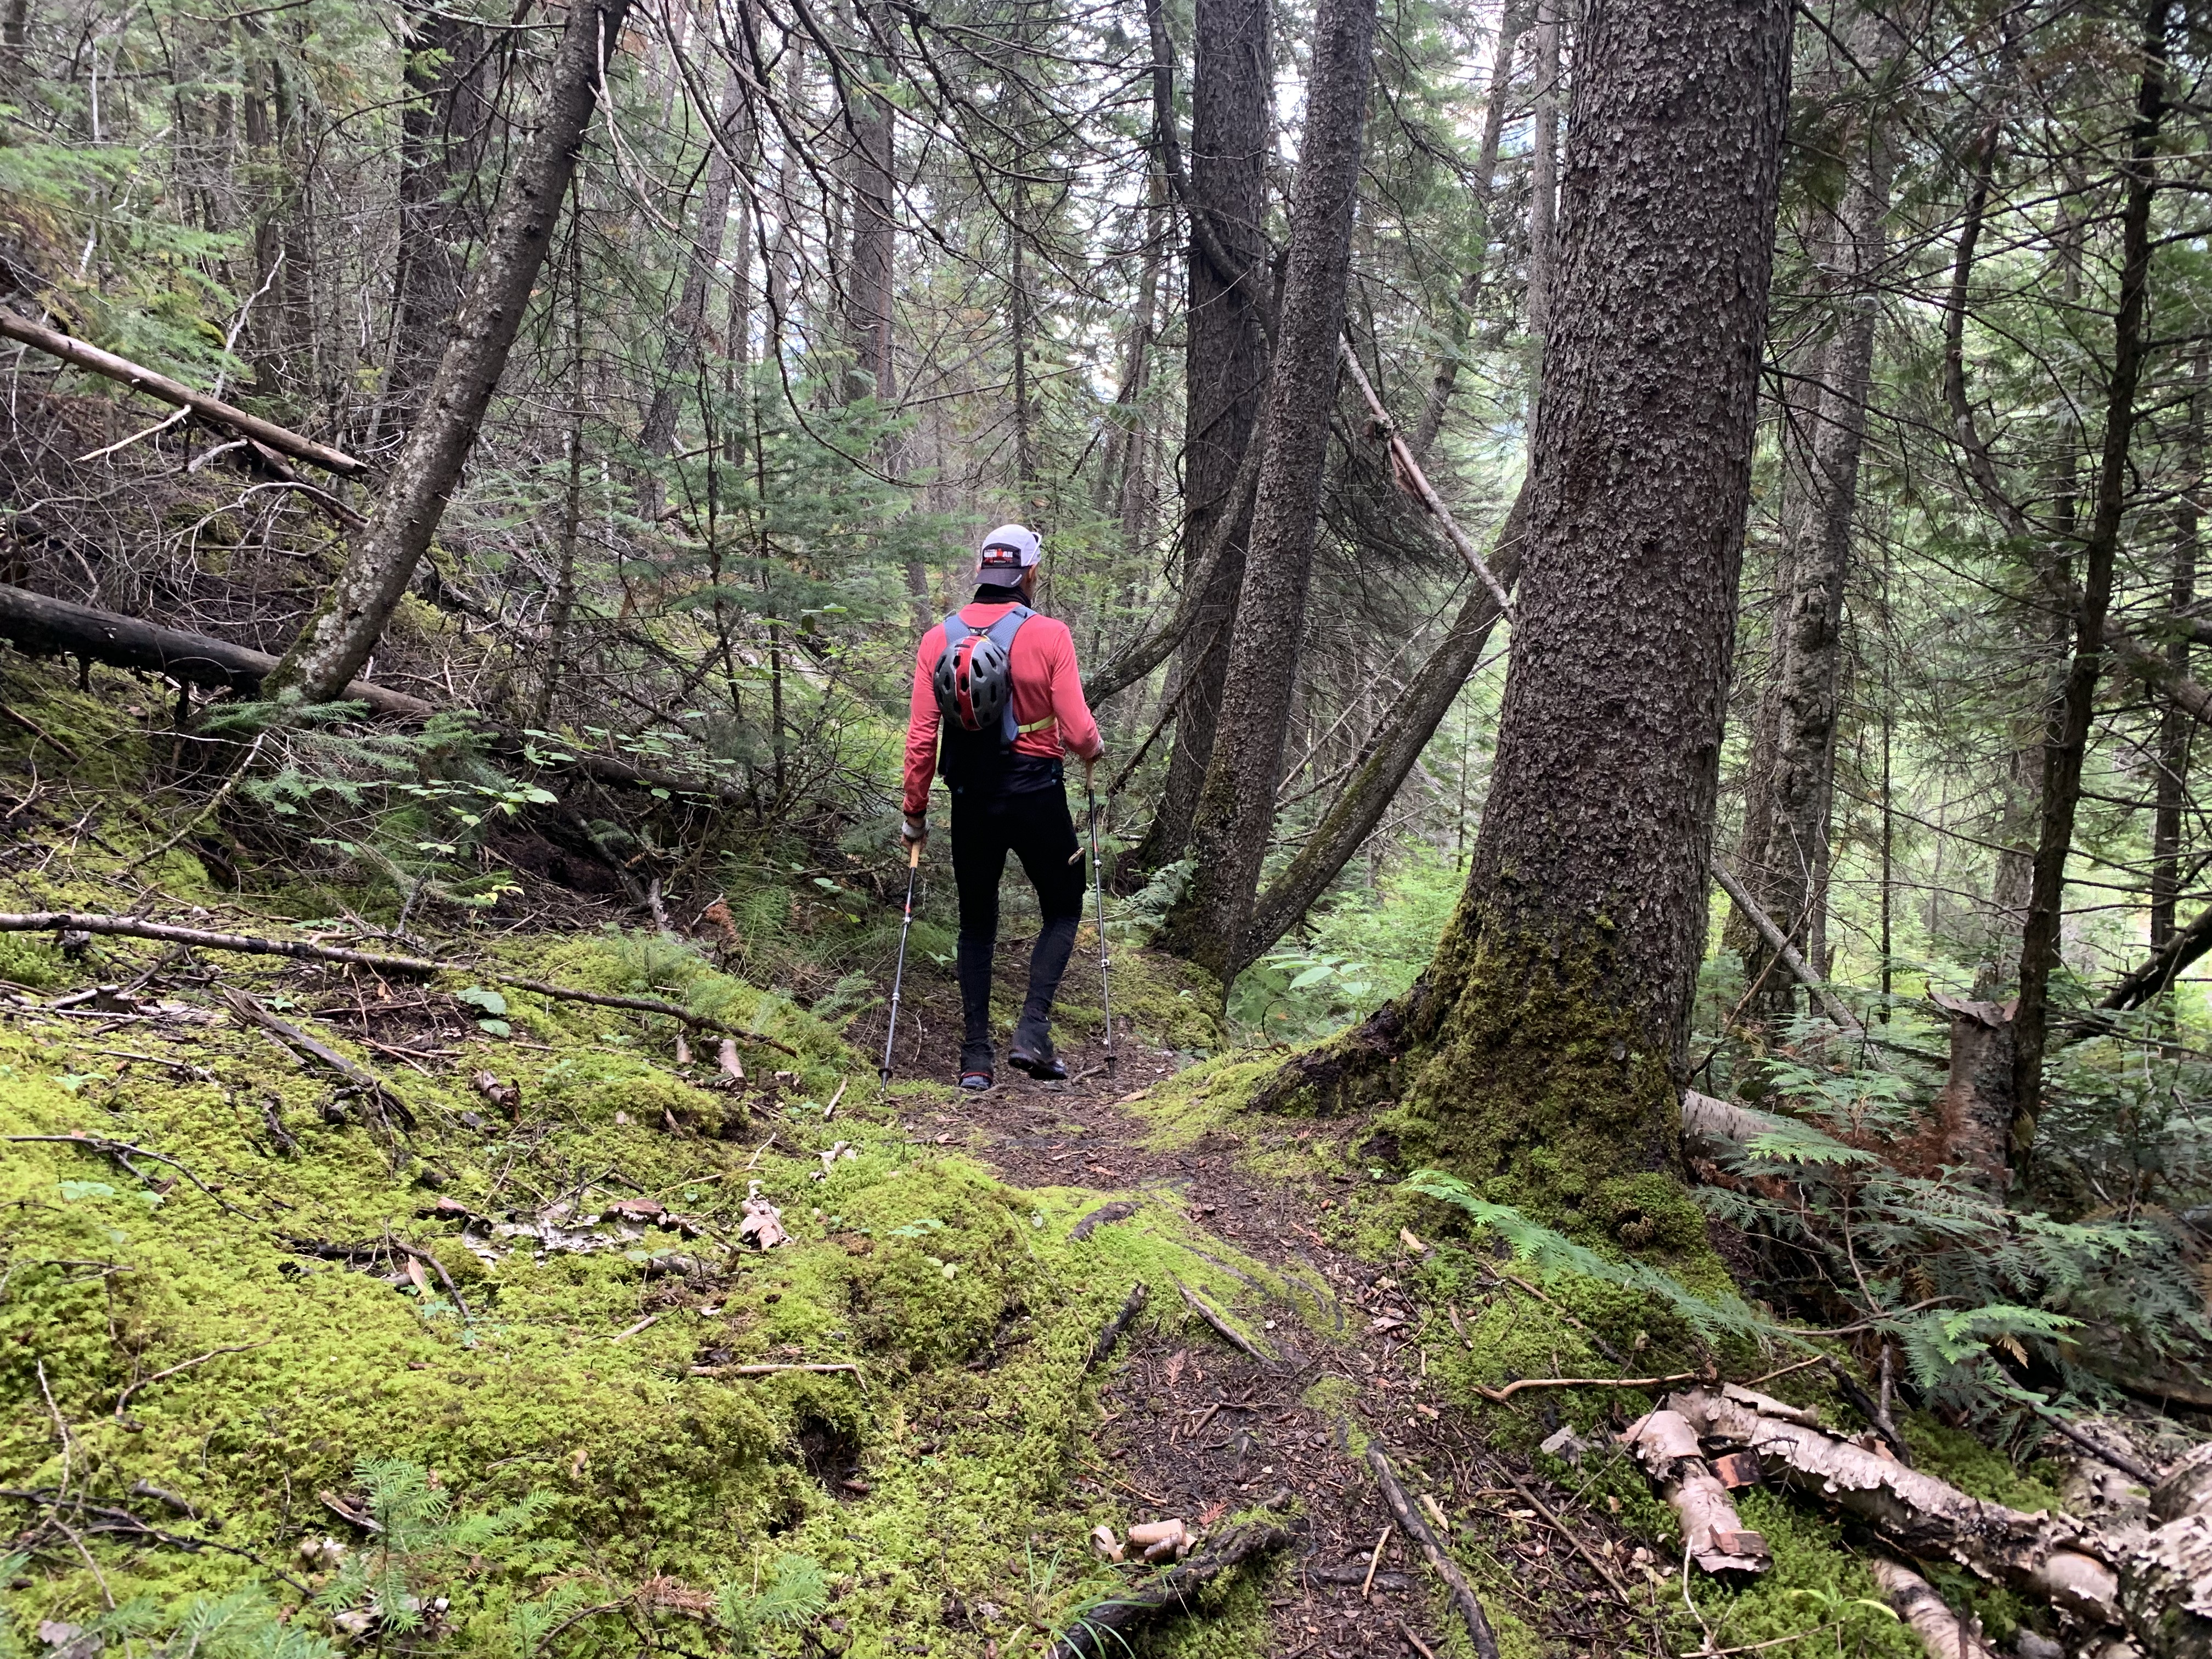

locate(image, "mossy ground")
(0, 657), (2094, 1658)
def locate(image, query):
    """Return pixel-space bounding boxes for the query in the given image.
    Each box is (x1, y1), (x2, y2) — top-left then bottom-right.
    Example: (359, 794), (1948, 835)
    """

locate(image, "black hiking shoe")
(1009, 1047), (1067, 1081)
(959, 1040), (995, 1092)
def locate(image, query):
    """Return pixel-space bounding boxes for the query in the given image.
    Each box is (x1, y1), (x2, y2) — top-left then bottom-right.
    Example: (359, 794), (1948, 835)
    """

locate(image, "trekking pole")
(1086, 783), (1116, 1078)
(881, 840), (921, 1093)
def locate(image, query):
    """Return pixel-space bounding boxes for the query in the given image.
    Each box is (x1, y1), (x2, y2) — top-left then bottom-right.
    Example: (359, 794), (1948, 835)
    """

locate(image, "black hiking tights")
(950, 783), (1086, 1068)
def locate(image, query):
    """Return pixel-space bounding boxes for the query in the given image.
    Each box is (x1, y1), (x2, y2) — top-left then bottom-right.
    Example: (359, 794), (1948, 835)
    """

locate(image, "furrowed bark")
(1929, 987), (2017, 1191)
(0, 311), (364, 476)
(379, 3), (494, 438)
(1243, 483), (1526, 960)
(2012, 1), (2171, 1173)
(640, 67), (746, 494)
(1156, 0), (1378, 979)
(1731, 59), (1891, 1025)
(1122, 0), (1271, 883)
(1351, 0), (1792, 1189)
(267, 0), (634, 706)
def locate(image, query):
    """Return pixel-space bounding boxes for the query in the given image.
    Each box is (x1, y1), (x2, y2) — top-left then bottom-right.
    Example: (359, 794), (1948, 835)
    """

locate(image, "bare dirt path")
(891, 956), (1651, 1658)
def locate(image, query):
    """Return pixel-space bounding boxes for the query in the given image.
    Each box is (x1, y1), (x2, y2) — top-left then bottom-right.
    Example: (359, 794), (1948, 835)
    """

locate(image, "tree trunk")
(1409, 0), (1529, 462)
(2151, 358), (2203, 958)
(1377, 0), (1791, 1189)
(379, 4), (493, 441)
(1153, 0), (1380, 979)
(1731, 58), (1892, 1029)
(1123, 0), (1271, 885)
(1525, 0), (1560, 341)
(638, 67), (746, 509)
(840, 29), (895, 409)
(2011, 1), (2170, 1175)
(266, 0), (634, 707)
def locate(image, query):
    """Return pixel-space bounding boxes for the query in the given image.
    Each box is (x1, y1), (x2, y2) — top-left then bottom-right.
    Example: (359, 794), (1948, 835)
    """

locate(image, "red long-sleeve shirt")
(904, 603), (1102, 816)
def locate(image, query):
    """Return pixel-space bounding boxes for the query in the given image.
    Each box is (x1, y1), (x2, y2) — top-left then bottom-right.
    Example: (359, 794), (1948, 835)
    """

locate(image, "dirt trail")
(894, 963), (1651, 1658)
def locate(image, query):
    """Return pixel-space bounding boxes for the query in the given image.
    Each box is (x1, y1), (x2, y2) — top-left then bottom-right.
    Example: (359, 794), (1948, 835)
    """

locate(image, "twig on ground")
(114, 1339), (278, 1418)
(686, 1362), (860, 1377)
(388, 1238), (471, 1321)
(1494, 1468), (1641, 1610)
(0, 912), (802, 1052)
(1475, 1370), (1705, 1404)
(6, 1132), (259, 1220)
(1360, 1526), (1390, 1598)
(1491, 1272), (1626, 1363)
(123, 732), (264, 873)
(1, 702), (81, 761)
(1367, 1445), (1500, 1659)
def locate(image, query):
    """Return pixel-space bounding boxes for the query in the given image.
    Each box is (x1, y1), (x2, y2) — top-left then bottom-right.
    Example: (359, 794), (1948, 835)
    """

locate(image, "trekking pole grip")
(907, 842), (921, 870)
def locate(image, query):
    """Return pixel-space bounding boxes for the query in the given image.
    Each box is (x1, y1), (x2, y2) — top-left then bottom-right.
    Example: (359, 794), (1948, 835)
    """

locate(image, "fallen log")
(1664, 1387), (2121, 1626)
(0, 584), (752, 806)
(1865, 1555), (2002, 1659)
(0, 309), (366, 476)
(1618, 1408), (1770, 1575)
(0, 912), (799, 1055)
(1365, 1446), (1500, 1659)
(0, 583), (428, 718)
(1046, 1517), (1290, 1659)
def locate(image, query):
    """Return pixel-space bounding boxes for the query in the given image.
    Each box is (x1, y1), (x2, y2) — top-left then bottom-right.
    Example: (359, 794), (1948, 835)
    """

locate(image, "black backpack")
(932, 606), (1049, 791)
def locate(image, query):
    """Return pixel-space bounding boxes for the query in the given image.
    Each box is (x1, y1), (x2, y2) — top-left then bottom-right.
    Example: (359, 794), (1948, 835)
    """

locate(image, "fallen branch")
(1, 701), (81, 761)
(123, 732), (266, 873)
(1336, 337), (1515, 617)
(221, 986), (413, 1155)
(1475, 1370), (1703, 1404)
(5, 1132), (257, 1221)
(388, 1238), (471, 1322)
(1047, 1517), (1291, 1659)
(1088, 1281), (1149, 1373)
(0, 308), (367, 475)
(685, 1363), (859, 1378)
(1173, 1278), (1272, 1366)
(1365, 1446), (1500, 1659)
(1494, 1469), (1641, 1611)
(112, 1339), (278, 1418)
(1620, 1408), (1771, 1576)
(1707, 859), (1865, 1036)
(1864, 1556), (2001, 1659)
(0, 913), (800, 1053)
(1664, 1387), (2120, 1625)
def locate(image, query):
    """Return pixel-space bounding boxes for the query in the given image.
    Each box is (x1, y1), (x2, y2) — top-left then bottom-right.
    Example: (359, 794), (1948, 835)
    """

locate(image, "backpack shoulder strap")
(982, 603), (1034, 649)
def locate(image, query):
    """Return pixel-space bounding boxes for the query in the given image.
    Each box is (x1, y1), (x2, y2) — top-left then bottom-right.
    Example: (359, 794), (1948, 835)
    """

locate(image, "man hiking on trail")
(902, 524), (1103, 1091)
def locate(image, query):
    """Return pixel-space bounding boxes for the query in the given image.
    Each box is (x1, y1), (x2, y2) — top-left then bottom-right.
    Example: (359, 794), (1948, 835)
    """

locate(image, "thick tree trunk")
(379, 4), (493, 440)
(1732, 71), (1891, 1029)
(1154, 0), (1379, 980)
(1124, 0), (1271, 885)
(266, 0), (633, 706)
(2012, 2), (2170, 1173)
(1381, 0), (1790, 1188)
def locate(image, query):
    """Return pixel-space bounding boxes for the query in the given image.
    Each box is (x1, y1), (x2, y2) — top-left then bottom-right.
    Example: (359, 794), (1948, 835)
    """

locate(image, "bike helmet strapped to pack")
(933, 604), (1035, 747)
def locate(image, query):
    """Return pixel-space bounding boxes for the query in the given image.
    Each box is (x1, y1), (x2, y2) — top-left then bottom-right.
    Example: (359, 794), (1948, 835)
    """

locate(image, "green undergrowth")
(0, 901), (1304, 1657)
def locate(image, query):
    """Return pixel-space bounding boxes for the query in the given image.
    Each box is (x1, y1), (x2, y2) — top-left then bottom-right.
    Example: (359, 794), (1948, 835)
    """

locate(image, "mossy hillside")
(0, 917), (1311, 1656)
